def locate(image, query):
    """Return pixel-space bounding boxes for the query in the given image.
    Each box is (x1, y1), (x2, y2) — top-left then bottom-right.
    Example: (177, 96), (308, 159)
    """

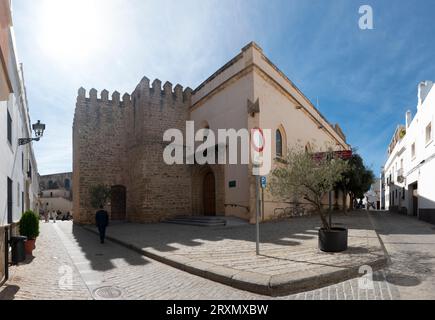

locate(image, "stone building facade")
(39, 172), (73, 215)
(73, 42), (350, 225)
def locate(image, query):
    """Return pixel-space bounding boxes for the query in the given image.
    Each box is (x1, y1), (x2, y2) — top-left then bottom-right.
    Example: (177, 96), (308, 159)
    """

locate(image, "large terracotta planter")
(24, 239), (36, 255)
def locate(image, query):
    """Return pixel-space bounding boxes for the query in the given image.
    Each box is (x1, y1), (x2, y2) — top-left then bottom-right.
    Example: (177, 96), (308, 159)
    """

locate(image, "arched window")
(276, 129), (283, 157)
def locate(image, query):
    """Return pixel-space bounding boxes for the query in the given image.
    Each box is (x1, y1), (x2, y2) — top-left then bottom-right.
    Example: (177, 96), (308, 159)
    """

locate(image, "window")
(426, 122), (432, 144)
(402, 187), (405, 200)
(17, 183), (20, 207)
(7, 177), (13, 224)
(411, 143), (416, 159)
(276, 129), (283, 157)
(7, 109), (12, 145)
(28, 160), (32, 180)
(64, 179), (71, 190)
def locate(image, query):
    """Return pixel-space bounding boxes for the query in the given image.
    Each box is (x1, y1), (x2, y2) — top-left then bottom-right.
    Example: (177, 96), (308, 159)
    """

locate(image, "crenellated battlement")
(77, 76), (193, 109)
(77, 87), (132, 106)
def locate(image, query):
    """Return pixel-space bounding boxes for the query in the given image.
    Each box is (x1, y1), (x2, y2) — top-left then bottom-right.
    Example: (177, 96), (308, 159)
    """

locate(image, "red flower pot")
(24, 239), (36, 255)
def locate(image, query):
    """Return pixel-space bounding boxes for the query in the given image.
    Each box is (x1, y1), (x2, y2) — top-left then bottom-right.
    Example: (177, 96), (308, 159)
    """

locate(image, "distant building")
(364, 178), (381, 210)
(381, 81), (435, 224)
(39, 172), (73, 216)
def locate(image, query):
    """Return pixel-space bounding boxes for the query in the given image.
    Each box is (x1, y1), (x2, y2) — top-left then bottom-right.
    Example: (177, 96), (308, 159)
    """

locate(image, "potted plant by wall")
(19, 210), (40, 255)
(269, 147), (349, 252)
(89, 184), (112, 210)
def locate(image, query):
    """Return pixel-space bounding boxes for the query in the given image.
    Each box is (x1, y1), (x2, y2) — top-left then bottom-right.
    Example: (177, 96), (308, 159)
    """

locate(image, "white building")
(364, 178), (381, 210)
(382, 81), (435, 224)
(1, 0), (40, 228)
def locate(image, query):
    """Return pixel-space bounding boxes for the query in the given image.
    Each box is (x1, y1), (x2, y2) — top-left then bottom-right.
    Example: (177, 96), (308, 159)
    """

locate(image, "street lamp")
(18, 120), (46, 146)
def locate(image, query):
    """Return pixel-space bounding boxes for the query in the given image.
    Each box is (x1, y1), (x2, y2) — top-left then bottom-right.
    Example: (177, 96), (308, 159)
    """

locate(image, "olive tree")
(268, 149), (348, 230)
(89, 184), (112, 209)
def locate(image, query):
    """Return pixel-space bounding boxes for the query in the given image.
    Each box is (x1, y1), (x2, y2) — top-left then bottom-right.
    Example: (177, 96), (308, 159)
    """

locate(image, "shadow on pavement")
(0, 285), (19, 300)
(70, 223), (149, 272)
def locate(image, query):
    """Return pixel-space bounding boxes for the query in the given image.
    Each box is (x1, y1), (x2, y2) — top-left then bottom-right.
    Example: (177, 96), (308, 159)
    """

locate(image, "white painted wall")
(0, 23), (39, 226)
(383, 81), (435, 219)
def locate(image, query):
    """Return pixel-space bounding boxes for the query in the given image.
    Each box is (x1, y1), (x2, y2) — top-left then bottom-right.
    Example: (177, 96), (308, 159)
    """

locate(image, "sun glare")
(38, 0), (105, 62)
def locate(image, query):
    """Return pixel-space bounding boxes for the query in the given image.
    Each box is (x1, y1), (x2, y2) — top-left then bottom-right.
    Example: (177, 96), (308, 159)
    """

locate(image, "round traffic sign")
(251, 128), (265, 153)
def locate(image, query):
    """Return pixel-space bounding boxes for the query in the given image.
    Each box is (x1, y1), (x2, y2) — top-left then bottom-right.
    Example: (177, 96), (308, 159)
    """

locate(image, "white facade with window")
(382, 81), (435, 224)
(0, 2), (39, 227)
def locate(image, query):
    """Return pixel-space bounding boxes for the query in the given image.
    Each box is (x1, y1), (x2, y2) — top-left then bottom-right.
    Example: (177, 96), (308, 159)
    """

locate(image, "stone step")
(163, 216), (227, 227)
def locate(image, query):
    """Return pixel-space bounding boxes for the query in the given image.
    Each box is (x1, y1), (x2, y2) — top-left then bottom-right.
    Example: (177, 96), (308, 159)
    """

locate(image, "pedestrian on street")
(51, 210), (56, 223)
(95, 205), (109, 244)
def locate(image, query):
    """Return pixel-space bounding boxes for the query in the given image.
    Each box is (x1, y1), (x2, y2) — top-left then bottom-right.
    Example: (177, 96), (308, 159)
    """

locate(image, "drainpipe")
(0, 226), (9, 287)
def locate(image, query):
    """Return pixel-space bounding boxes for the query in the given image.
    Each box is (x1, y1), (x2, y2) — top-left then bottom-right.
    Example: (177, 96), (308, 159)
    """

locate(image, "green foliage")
(19, 211), (40, 240)
(268, 148), (349, 229)
(337, 152), (375, 201)
(399, 129), (406, 139)
(89, 184), (111, 209)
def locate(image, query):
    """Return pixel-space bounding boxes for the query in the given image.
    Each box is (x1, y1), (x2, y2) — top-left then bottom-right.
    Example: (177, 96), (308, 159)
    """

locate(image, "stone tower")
(73, 77), (193, 224)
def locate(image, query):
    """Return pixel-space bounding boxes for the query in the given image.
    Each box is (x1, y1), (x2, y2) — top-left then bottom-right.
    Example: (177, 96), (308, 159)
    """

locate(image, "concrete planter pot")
(319, 227), (348, 253)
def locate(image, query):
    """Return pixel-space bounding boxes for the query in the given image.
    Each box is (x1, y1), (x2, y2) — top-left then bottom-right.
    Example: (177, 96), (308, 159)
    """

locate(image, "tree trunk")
(318, 206), (330, 230)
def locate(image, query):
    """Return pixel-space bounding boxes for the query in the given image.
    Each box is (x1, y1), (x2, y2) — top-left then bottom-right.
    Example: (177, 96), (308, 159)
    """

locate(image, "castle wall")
(73, 78), (193, 224)
(73, 88), (128, 224)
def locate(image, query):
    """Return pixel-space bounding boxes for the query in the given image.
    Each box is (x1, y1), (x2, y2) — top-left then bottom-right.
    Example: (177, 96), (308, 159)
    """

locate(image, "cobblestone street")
(2, 211), (435, 300)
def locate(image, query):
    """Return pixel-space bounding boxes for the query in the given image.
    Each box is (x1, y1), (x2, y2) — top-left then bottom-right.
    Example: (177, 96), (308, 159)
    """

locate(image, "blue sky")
(11, 0), (435, 176)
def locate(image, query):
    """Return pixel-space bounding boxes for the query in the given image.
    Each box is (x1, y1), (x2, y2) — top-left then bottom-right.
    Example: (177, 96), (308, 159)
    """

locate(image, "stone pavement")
(84, 211), (387, 296)
(0, 217), (398, 300)
(0, 222), (91, 300)
(368, 211), (435, 300)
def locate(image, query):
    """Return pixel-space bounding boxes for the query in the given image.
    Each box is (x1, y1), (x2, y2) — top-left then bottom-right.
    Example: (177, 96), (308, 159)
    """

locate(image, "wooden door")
(203, 172), (216, 216)
(412, 183), (418, 217)
(111, 185), (126, 220)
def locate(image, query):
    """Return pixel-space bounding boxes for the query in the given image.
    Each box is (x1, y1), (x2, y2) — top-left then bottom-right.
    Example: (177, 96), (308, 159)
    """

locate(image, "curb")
(82, 225), (388, 297)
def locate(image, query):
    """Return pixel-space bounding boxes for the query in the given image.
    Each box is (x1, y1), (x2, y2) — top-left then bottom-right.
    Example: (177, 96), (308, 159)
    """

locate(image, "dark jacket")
(96, 210), (109, 227)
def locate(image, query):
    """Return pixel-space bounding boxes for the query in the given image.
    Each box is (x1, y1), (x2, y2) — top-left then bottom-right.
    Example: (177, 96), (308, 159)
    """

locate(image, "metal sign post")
(255, 175), (260, 256)
(251, 128), (265, 256)
(261, 176), (266, 222)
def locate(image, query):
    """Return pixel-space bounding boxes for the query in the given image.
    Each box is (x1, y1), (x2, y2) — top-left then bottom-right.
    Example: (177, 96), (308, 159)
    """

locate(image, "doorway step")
(163, 216), (226, 227)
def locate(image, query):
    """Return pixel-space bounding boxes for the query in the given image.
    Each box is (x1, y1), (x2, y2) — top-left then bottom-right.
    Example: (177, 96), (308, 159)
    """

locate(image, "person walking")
(51, 210), (57, 223)
(95, 205), (109, 244)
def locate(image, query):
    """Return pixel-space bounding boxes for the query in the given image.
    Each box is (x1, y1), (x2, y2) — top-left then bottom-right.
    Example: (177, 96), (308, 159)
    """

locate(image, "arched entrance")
(111, 185), (126, 220)
(203, 172), (216, 216)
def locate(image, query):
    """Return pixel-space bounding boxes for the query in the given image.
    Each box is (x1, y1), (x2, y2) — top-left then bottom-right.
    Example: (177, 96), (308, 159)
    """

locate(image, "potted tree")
(269, 147), (349, 252)
(19, 210), (40, 255)
(89, 184), (112, 210)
